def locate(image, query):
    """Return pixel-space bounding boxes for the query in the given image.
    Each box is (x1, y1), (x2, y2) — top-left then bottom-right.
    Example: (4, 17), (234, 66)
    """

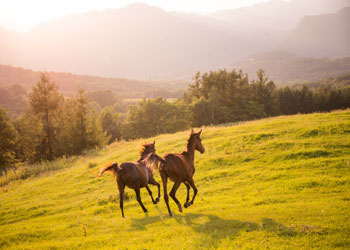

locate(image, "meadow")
(0, 110), (349, 249)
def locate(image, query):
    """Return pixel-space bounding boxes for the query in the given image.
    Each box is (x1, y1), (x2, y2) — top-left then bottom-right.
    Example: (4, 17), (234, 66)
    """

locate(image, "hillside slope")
(1, 110), (350, 249)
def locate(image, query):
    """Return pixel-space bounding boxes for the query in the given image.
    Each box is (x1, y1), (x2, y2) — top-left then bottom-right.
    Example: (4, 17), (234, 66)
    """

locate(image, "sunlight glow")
(0, 0), (268, 32)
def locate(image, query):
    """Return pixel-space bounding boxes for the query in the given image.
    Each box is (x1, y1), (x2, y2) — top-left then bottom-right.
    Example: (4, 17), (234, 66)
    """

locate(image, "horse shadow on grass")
(130, 211), (296, 247)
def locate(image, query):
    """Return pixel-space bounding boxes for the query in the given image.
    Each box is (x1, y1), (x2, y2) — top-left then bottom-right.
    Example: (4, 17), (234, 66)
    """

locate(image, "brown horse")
(158, 129), (205, 217)
(97, 141), (160, 218)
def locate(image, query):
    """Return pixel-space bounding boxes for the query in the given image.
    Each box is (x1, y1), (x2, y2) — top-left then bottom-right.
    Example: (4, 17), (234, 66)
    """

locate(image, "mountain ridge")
(0, 1), (348, 80)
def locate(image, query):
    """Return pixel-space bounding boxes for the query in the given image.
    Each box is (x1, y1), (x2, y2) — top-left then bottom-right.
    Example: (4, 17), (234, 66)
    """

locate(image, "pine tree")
(28, 74), (63, 160)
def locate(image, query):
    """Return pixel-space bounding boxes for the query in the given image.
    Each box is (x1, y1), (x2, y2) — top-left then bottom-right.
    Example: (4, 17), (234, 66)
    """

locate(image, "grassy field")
(1, 110), (350, 249)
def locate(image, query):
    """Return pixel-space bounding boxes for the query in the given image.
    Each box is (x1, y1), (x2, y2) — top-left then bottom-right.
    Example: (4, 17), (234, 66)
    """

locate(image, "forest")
(1, 69), (350, 179)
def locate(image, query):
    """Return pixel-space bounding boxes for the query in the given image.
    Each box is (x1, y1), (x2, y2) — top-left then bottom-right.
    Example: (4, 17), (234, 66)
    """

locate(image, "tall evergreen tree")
(251, 69), (280, 116)
(28, 74), (63, 160)
(74, 88), (89, 153)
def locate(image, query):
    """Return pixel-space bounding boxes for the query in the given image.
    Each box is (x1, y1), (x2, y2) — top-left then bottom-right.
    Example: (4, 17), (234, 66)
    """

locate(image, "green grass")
(1, 110), (350, 249)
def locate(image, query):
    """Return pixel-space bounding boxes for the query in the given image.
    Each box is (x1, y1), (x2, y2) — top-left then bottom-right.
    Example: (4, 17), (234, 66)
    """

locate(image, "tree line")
(1, 70), (350, 174)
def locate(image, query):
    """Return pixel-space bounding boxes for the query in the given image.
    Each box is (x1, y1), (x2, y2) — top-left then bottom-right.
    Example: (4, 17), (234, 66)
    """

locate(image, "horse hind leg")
(118, 182), (125, 218)
(134, 187), (148, 213)
(161, 172), (172, 217)
(169, 181), (182, 213)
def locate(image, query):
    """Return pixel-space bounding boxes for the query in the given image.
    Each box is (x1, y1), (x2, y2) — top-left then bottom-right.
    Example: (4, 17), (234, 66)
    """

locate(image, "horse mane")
(182, 134), (196, 155)
(138, 143), (155, 160)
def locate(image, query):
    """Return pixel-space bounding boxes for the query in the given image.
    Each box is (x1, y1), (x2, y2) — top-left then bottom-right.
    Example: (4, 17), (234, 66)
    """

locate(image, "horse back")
(162, 153), (194, 182)
(118, 162), (149, 188)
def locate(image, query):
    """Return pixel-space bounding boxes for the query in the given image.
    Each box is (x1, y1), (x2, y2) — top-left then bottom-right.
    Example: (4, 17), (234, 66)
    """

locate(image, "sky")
(0, 0), (270, 32)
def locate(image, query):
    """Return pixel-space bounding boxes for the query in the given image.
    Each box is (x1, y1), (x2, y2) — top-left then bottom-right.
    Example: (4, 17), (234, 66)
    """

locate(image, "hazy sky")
(0, 0), (270, 32)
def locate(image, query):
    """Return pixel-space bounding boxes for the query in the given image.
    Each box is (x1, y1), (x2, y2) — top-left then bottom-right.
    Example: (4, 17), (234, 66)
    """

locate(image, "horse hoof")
(144, 209), (148, 213)
(155, 197), (160, 203)
(184, 202), (191, 208)
(177, 204), (183, 213)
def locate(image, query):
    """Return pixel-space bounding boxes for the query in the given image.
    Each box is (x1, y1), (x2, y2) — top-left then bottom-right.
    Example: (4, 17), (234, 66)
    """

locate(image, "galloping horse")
(159, 129), (205, 216)
(97, 141), (160, 217)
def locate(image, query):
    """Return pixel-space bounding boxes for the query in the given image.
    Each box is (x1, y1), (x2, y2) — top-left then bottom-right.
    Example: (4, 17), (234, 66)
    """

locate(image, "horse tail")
(97, 162), (119, 177)
(143, 153), (165, 170)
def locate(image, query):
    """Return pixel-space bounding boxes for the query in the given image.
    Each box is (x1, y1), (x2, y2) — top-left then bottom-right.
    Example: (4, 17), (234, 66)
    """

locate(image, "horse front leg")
(149, 176), (160, 204)
(145, 185), (157, 204)
(184, 178), (197, 208)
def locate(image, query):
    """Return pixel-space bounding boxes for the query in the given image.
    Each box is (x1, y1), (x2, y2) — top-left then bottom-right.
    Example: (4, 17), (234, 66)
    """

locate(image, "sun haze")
(0, 0), (268, 32)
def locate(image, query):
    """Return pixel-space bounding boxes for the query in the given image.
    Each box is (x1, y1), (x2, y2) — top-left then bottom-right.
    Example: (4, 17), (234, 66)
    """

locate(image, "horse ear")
(198, 129), (202, 135)
(191, 128), (194, 135)
(153, 140), (155, 145)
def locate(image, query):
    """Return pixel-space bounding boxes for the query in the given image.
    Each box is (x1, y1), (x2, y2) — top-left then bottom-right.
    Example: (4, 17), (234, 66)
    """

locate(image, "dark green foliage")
(28, 74), (64, 160)
(86, 110), (109, 149)
(13, 75), (108, 163)
(251, 70), (280, 116)
(185, 69), (350, 127)
(13, 111), (44, 163)
(3, 69), (350, 165)
(0, 107), (18, 173)
(277, 79), (350, 115)
(185, 69), (278, 126)
(123, 98), (191, 140)
(100, 106), (122, 144)
(58, 88), (91, 155)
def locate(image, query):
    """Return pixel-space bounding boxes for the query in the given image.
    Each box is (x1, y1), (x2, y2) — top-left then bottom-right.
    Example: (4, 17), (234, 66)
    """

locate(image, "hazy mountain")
(282, 7), (350, 57)
(212, 0), (350, 31)
(0, 3), (251, 80)
(233, 51), (350, 84)
(0, 1), (349, 80)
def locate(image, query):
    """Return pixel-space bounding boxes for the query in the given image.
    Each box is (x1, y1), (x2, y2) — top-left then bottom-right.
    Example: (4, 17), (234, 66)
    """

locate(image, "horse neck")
(185, 143), (196, 163)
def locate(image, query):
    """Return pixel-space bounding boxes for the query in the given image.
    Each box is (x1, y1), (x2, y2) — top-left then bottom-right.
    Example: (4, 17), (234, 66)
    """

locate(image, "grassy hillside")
(1, 110), (350, 249)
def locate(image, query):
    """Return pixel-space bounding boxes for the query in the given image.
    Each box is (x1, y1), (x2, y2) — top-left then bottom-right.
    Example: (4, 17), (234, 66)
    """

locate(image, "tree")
(123, 98), (191, 140)
(87, 110), (109, 149)
(74, 88), (89, 153)
(0, 107), (18, 175)
(251, 69), (280, 116)
(100, 106), (122, 144)
(28, 74), (63, 160)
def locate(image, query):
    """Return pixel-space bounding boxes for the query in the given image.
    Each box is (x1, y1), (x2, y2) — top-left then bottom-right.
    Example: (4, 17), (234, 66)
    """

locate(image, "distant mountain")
(234, 51), (350, 84)
(212, 0), (350, 31)
(0, 2), (349, 79)
(0, 3), (250, 80)
(282, 7), (350, 57)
